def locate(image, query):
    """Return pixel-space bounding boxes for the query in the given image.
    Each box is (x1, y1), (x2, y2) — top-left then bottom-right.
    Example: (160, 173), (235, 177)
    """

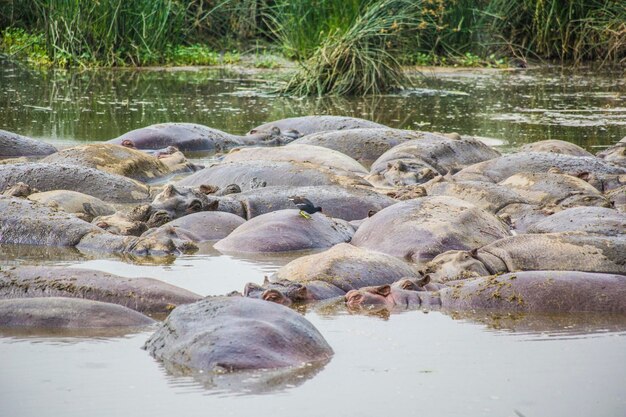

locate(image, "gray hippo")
(247, 115), (386, 137)
(424, 179), (528, 213)
(0, 129), (57, 158)
(527, 206), (626, 236)
(93, 211), (149, 236)
(367, 134), (501, 187)
(607, 185), (626, 212)
(290, 128), (423, 167)
(41, 143), (197, 183)
(0, 266), (202, 317)
(453, 152), (626, 184)
(108, 122), (293, 153)
(0, 163), (151, 203)
(222, 144), (368, 174)
(351, 196), (511, 264)
(177, 160), (370, 191)
(424, 232), (626, 282)
(596, 137), (626, 168)
(245, 243), (422, 304)
(143, 296), (333, 372)
(0, 297), (155, 328)
(345, 271), (626, 314)
(213, 185), (395, 221)
(499, 172), (611, 208)
(153, 211), (246, 241)
(27, 190), (116, 222)
(214, 209), (354, 253)
(520, 140), (593, 157)
(0, 196), (197, 255)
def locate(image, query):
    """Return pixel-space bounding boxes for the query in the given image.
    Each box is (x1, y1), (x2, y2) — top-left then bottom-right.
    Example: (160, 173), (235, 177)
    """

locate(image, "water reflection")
(2, 58), (624, 151)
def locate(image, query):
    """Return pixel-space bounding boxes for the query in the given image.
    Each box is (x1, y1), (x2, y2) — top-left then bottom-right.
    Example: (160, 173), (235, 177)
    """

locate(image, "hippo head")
(383, 160), (439, 186)
(2, 182), (35, 198)
(93, 213), (148, 236)
(558, 192), (613, 209)
(423, 250), (490, 283)
(597, 143), (626, 167)
(125, 231), (198, 256)
(247, 126), (302, 145)
(137, 184), (219, 227)
(244, 279), (314, 306)
(345, 285), (394, 309)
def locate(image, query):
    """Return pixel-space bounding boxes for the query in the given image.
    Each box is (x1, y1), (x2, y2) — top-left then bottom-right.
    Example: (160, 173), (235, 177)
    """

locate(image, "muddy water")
(1, 61), (626, 417)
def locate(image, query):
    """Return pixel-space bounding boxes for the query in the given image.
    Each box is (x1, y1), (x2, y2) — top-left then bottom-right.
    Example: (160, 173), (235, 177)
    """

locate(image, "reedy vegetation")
(1, 0), (624, 94)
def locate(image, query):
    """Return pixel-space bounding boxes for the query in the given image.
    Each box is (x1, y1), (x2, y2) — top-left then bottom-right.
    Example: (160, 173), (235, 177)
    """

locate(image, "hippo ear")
(248, 129), (258, 135)
(128, 204), (152, 222)
(261, 289), (285, 304)
(373, 285), (391, 297)
(162, 184), (178, 197)
(121, 139), (135, 148)
(263, 275), (271, 285)
(398, 279), (419, 291)
(577, 172), (591, 182)
(367, 210), (378, 217)
(243, 282), (263, 297)
(95, 221), (109, 229)
(198, 184), (219, 195)
(469, 248), (479, 258)
(293, 285), (310, 301)
(206, 199), (219, 211)
(270, 126), (281, 136)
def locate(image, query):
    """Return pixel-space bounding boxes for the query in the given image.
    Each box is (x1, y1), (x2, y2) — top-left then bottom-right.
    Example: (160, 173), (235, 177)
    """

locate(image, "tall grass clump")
(482, 0), (626, 64)
(272, 0), (421, 96)
(23, 0), (186, 66)
(184, 0), (265, 43)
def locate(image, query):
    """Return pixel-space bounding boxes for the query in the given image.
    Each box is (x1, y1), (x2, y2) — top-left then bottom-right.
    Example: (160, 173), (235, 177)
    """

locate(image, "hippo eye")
(187, 200), (202, 212)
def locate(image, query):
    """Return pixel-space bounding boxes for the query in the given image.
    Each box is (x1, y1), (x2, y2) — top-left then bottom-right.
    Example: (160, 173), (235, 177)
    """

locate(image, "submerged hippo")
(499, 172), (611, 208)
(0, 129), (57, 158)
(27, 190), (116, 222)
(345, 271), (626, 314)
(222, 144), (368, 174)
(0, 297), (155, 328)
(143, 296), (333, 372)
(424, 232), (626, 282)
(367, 135), (501, 187)
(177, 160), (370, 191)
(214, 209), (354, 253)
(108, 122), (293, 153)
(157, 211), (246, 241)
(290, 128), (423, 167)
(0, 163), (151, 203)
(453, 152), (626, 184)
(520, 140), (593, 157)
(0, 196), (197, 255)
(213, 185), (395, 221)
(351, 196), (511, 264)
(246, 243), (422, 303)
(41, 143), (195, 183)
(248, 115), (387, 138)
(0, 266), (201, 316)
(527, 206), (626, 236)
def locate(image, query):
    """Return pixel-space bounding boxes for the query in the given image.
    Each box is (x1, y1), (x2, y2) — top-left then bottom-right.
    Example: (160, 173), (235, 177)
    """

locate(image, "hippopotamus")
(607, 185), (626, 212)
(177, 160), (371, 191)
(41, 143), (198, 183)
(439, 271), (626, 313)
(290, 128), (423, 167)
(92, 211), (149, 236)
(207, 185), (395, 221)
(27, 190), (116, 222)
(0, 266), (201, 316)
(527, 206), (626, 236)
(366, 134), (501, 187)
(499, 172), (611, 208)
(453, 152), (626, 184)
(245, 243), (422, 304)
(222, 144), (368, 174)
(520, 140), (593, 157)
(423, 179), (528, 213)
(0, 297), (155, 328)
(247, 115), (387, 138)
(351, 196), (511, 264)
(143, 296), (333, 372)
(0, 129), (57, 158)
(151, 211), (246, 241)
(423, 232), (626, 282)
(0, 163), (151, 203)
(108, 122), (293, 153)
(346, 271), (626, 314)
(596, 137), (626, 168)
(214, 209), (354, 253)
(0, 196), (197, 255)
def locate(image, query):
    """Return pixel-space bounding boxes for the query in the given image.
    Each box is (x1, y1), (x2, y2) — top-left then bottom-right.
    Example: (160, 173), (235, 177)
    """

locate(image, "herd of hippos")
(0, 115), (625, 373)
